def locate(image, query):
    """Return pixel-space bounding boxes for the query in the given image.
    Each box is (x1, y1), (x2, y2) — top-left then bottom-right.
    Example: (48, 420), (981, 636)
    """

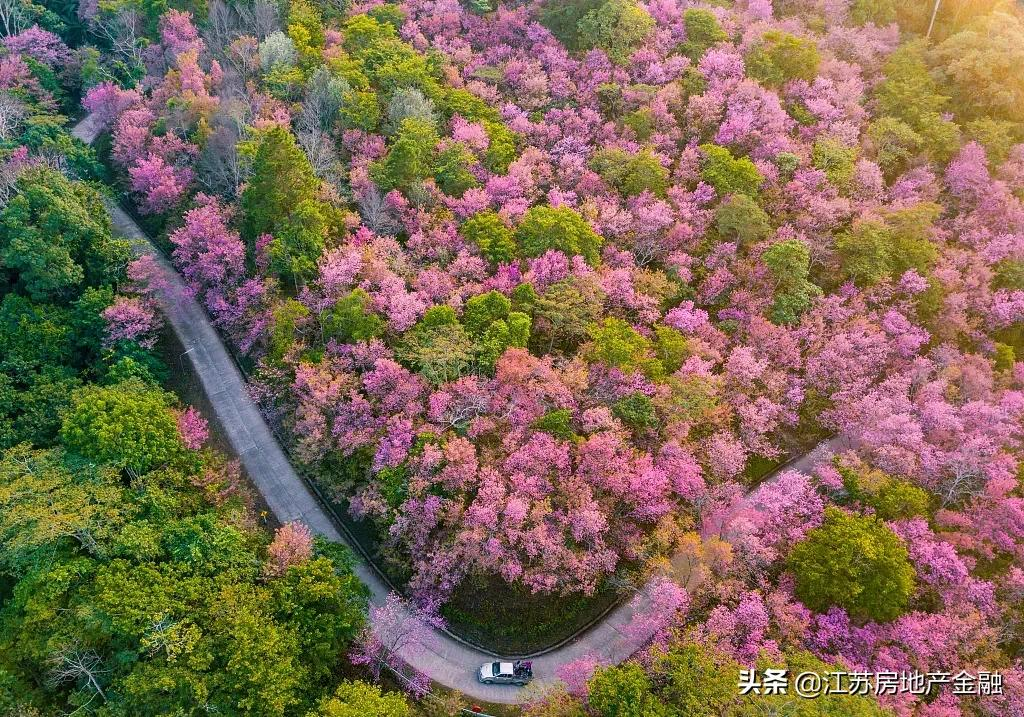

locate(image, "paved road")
(71, 115), (845, 705)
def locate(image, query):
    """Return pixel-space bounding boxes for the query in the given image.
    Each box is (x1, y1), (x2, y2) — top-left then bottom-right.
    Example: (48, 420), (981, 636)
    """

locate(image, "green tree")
(876, 41), (950, 127)
(652, 325), (689, 374)
(478, 312), (530, 372)
(698, 144), (764, 197)
(532, 278), (605, 353)
(267, 199), (330, 285)
(762, 239), (821, 325)
(338, 89), (382, 132)
(311, 680), (409, 717)
(966, 117), (1024, 165)
(241, 125), (321, 242)
(463, 291), (512, 336)
(461, 211), (518, 264)
(434, 143), (479, 197)
(612, 393), (659, 434)
(812, 138), (858, 192)
(483, 120), (518, 173)
(656, 642), (738, 717)
(0, 168), (128, 303)
(539, 0), (607, 53)
(872, 41), (961, 168)
(269, 299), (311, 364)
(839, 464), (931, 521)
(61, 380), (184, 475)
(461, 291), (530, 371)
(577, 0), (654, 65)
(322, 289), (387, 344)
(788, 507), (916, 622)
(587, 663), (666, 717)
(398, 318), (475, 384)
(679, 8), (727, 62)
(746, 30), (821, 88)
(585, 318), (663, 378)
(932, 11), (1024, 123)
(272, 556), (368, 684)
(590, 149), (670, 198)
(515, 206), (604, 265)
(532, 409), (576, 441)
(714, 194), (770, 245)
(848, 0), (896, 25)
(370, 117), (440, 195)
(0, 445), (129, 575)
(866, 116), (924, 178)
(836, 209), (938, 287)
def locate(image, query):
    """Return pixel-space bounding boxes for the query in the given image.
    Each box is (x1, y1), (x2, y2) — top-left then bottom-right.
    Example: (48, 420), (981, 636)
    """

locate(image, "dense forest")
(3, 0), (1024, 714)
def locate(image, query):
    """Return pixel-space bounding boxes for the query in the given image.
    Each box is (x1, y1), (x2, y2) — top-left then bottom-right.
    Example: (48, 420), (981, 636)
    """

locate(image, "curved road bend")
(71, 115), (848, 704)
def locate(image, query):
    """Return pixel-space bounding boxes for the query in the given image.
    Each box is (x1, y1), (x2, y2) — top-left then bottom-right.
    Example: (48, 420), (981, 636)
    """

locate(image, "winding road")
(71, 115), (844, 705)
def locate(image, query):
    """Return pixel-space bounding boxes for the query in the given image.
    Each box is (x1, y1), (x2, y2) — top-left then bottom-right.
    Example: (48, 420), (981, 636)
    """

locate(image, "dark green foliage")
(746, 30), (821, 88)
(714, 194), (771, 245)
(433, 143), (479, 197)
(463, 290), (512, 336)
(532, 409), (576, 441)
(539, 0), (606, 53)
(652, 325), (689, 375)
(679, 8), (727, 62)
(322, 289), (387, 344)
(0, 167), (128, 303)
(370, 117), (440, 194)
(515, 206), (604, 265)
(588, 662), (665, 717)
(367, 3), (405, 30)
(590, 148), (670, 198)
(0, 443), (368, 715)
(478, 311), (530, 372)
(835, 206), (939, 287)
(462, 291), (530, 371)
(789, 507), (916, 623)
(398, 318), (475, 385)
(762, 239), (822, 325)
(532, 278), (605, 353)
(420, 304), (458, 327)
(338, 89), (382, 131)
(510, 282), (538, 313)
(612, 393), (659, 433)
(60, 380), (185, 475)
(698, 144), (764, 197)
(869, 480), (931, 521)
(965, 117), (1023, 164)
(482, 120), (518, 173)
(871, 41), (961, 173)
(585, 318), (664, 379)
(269, 299), (311, 366)
(241, 125), (319, 239)
(0, 367), (80, 450)
(993, 259), (1024, 291)
(838, 464), (931, 521)
(267, 199), (330, 285)
(597, 82), (625, 118)
(622, 108), (655, 142)
(577, 0), (654, 65)
(848, 0), (896, 26)
(812, 138), (858, 192)
(461, 211), (518, 264)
